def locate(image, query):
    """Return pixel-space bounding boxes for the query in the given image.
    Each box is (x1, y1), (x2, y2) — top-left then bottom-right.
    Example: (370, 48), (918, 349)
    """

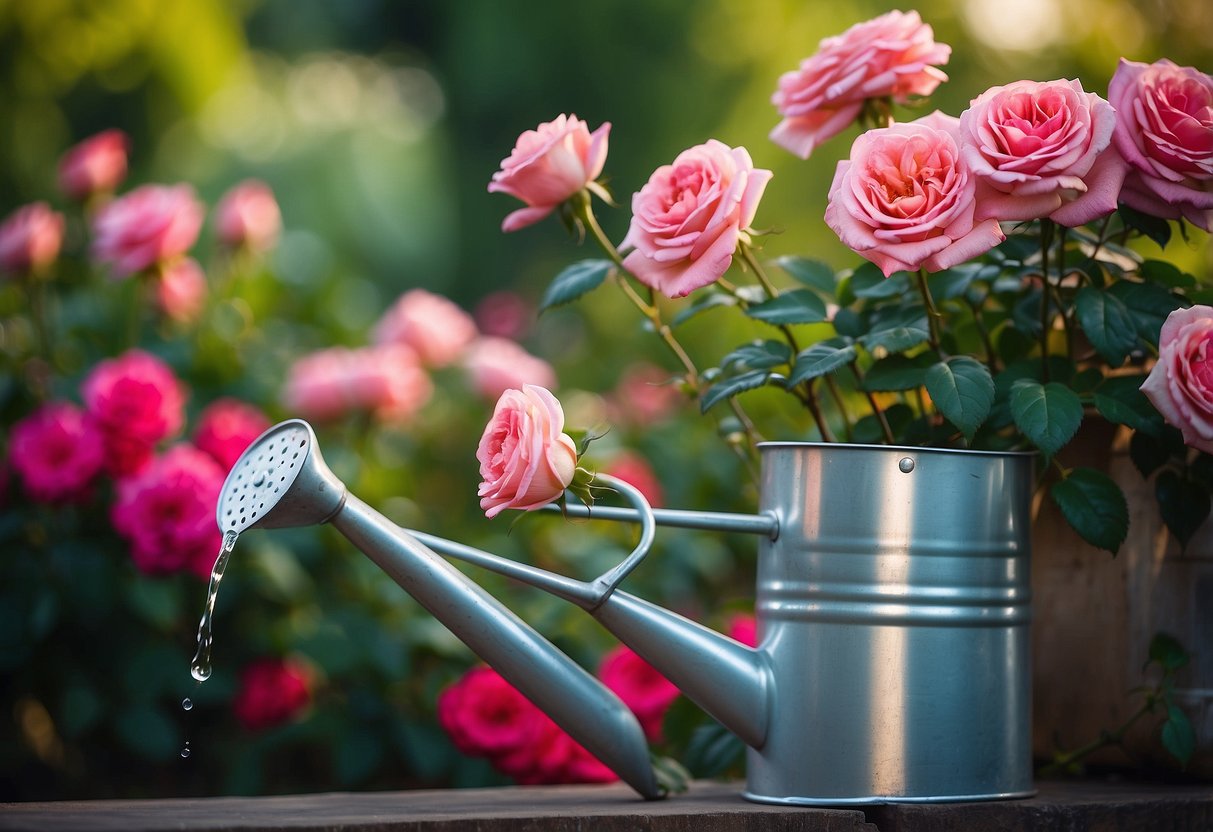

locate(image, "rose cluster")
(232, 656), (315, 732)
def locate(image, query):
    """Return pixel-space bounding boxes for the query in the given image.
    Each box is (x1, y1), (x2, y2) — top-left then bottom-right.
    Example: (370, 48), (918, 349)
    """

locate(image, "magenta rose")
(621, 140), (772, 298)
(461, 336), (556, 401)
(283, 344), (433, 424)
(476, 384), (577, 518)
(232, 657), (313, 732)
(153, 257), (208, 323)
(58, 129), (129, 202)
(826, 111), (1005, 276)
(488, 114), (611, 232)
(8, 402), (105, 503)
(372, 288), (478, 367)
(193, 398), (272, 472)
(437, 666), (546, 758)
(111, 444), (224, 578)
(91, 183), (205, 278)
(81, 349), (186, 476)
(1109, 59), (1213, 231)
(770, 10), (951, 159)
(598, 644), (680, 742)
(727, 613), (758, 648)
(214, 180), (282, 252)
(503, 716), (616, 785)
(960, 78), (1127, 227)
(1141, 305), (1213, 453)
(0, 202), (65, 276)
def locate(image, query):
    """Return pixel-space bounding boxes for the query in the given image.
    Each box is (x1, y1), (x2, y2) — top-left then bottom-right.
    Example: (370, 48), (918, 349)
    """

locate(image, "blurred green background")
(1, 0), (1210, 801)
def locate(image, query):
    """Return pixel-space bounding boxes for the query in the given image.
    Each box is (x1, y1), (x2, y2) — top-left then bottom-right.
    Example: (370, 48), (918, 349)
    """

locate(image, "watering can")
(218, 419), (1035, 805)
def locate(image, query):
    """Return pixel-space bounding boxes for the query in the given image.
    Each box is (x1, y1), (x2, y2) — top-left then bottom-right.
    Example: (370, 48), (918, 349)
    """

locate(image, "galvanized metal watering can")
(218, 419), (1035, 805)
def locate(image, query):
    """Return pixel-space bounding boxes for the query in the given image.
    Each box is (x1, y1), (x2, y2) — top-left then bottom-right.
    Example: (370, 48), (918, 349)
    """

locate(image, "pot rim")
(757, 440), (1037, 458)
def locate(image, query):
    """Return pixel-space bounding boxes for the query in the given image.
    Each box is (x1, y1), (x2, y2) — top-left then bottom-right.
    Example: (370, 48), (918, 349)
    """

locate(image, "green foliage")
(1051, 468), (1130, 554)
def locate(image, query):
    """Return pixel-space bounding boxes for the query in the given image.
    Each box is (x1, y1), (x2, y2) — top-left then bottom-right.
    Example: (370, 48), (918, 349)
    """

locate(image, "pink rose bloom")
(474, 291), (532, 340)
(193, 398), (272, 472)
(608, 362), (682, 427)
(598, 644), (680, 742)
(727, 613), (758, 648)
(960, 79), (1127, 227)
(372, 288), (478, 367)
(437, 666), (546, 758)
(1141, 305), (1213, 453)
(214, 180), (282, 252)
(232, 657), (313, 731)
(0, 202), (65, 276)
(476, 384), (578, 519)
(604, 452), (664, 509)
(488, 114), (611, 232)
(58, 129), (129, 201)
(111, 444), (224, 579)
(621, 140), (772, 298)
(282, 344), (433, 424)
(8, 403), (104, 503)
(91, 184), (205, 278)
(1109, 59), (1213, 231)
(153, 257), (208, 323)
(462, 337), (556, 401)
(82, 349), (187, 476)
(825, 111), (1005, 276)
(770, 10), (951, 159)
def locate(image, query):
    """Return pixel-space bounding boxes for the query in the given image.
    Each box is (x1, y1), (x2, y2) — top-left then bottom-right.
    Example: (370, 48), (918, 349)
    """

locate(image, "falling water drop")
(191, 530), (239, 683)
(181, 697), (193, 711)
(181, 743), (192, 759)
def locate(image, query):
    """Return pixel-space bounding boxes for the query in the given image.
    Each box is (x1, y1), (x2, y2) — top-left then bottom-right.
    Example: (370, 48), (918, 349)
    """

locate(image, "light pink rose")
(1141, 305), (1213, 453)
(81, 349), (187, 476)
(825, 111), (1005, 276)
(193, 398), (272, 472)
(283, 344), (433, 423)
(598, 644), (680, 743)
(0, 202), (65, 276)
(214, 180), (282, 252)
(462, 337), (556, 401)
(476, 384), (577, 518)
(372, 288), (478, 367)
(488, 114), (611, 232)
(232, 657), (313, 732)
(58, 129), (129, 202)
(474, 291), (532, 340)
(770, 10), (951, 159)
(91, 184), (205, 278)
(604, 452), (664, 509)
(621, 140), (772, 298)
(153, 257), (208, 323)
(111, 444), (224, 579)
(1109, 59), (1213, 231)
(607, 362), (682, 427)
(8, 402), (105, 503)
(960, 79), (1127, 227)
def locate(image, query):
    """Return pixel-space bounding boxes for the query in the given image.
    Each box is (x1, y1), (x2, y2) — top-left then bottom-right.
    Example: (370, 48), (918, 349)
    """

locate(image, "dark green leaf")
(860, 305), (930, 354)
(1119, 204), (1172, 249)
(721, 340), (791, 371)
(539, 259), (612, 311)
(744, 289), (828, 325)
(672, 291), (736, 325)
(992, 233), (1039, 265)
(853, 403), (921, 444)
(1107, 280), (1186, 344)
(1148, 633), (1190, 673)
(1012, 289), (1046, 336)
(787, 340), (857, 386)
(863, 353), (936, 392)
(1095, 376), (1164, 434)
(1009, 380), (1083, 457)
(1074, 286), (1139, 366)
(850, 262), (911, 299)
(773, 256), (837, 296)
(1071, 368), (1104, 394)
(1162, 705), (1196, 766)
(1130, 430), (1171, 478)
(832, 307), (865, 339)
(924, 356), (995, 440)
(1156, 471), (1212, 550)
(1050, 467), (1129, 553)
(929, 263), (998, 300)
(700, 370), (775, 413)
(681, 720), (746, 778)
(1140, 259), (1197, 289)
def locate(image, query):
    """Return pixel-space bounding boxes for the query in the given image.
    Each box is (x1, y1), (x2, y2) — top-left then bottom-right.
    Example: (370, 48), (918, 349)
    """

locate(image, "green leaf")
(721, 340), (791, 371)
(832, 307), (865, 339)
(1009, 380), (1083, 457)
(924, 356), (995, 440)
(1156, 471), (1212, 550)
(860, 309), (930, 354)
(863, 353), (936, 392)
(1095, 376), (1164, 434)
(1050, 467), (1129, 553)
(851, 263), (912, 298)
(539, 259), (613, 311)
(787, 339), (857, 386)
(672, 291), (736, 325)
(744, 288), (828, 325)
(929, 263), (997, 300)
(1119, 204), (1172, 249)
(700, 370), (775, 413)
(1107, 280), (1186, 344)
(1074, 286), (1139, 366)
(680, 720), (746, 778)
(1148, 632), (1190, 673)
(1140, 259), (1197, 289)
(1130, 430), (1171, 478)
(1161, 705), (1196, 766)
(773, 256), (836, 296)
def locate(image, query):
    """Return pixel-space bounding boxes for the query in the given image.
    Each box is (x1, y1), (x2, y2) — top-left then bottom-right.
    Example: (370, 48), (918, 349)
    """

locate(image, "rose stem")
(847, 361), (895, 444)
(1039, 219), (1055, 382)
(915, 267), (944, 356)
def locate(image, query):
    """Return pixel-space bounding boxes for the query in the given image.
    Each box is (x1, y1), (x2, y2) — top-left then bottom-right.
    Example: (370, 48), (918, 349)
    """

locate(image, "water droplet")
(181, 743), (192, 759)
(191, 530), (239, 684)
(181, 698), (193, 711)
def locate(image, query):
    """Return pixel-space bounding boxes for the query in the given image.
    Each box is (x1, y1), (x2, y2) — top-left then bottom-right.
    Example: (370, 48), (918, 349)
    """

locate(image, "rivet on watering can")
(898, 457), (915, 473)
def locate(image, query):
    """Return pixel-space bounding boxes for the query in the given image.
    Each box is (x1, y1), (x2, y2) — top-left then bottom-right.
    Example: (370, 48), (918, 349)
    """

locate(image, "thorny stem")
(1037, 698), (1155, 777)
(965, 296), (998, 373)
(1089, 213), (1115, 261)
(849, 360), (895, 444)
(915, 268), (944, 356)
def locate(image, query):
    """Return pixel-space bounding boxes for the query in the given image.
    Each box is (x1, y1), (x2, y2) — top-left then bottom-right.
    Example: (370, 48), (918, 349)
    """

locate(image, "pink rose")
(604, 452), (664, 509)
(960, 79), (1127, 227)
(232, 657), (313, 731)
(0, 202), (65, 276)
(622, 140), (772, 298)
(770, 10), (951, 159)
(607, 362), (682, 427)
(58, 129), (129, 202)
(372, 289), (478, 367)
(437, 666), (546, 757)
(488, 114), (611, 232)
(474, 291), (532, 340)
(81, 349), (186, 476)
(8, 403), (104, 503)
(476, 384), (577, 518)
(111, 444), (224, 579)
(193, 398), (272, 472)
(825, 111), (1005, 276)
(91, 184), (205, 278)
(504, 716), (616, 785)
(598, 644), (680, 742)
(214, 180), (282, 252)
(462, 337), (556, 401)
(1109, 59), (1213, 231)
(282, 344), (433, 423)
(1141, 305), (1213, 453)
(727, 613), (758, 648)
(153, 257), (208, 323)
